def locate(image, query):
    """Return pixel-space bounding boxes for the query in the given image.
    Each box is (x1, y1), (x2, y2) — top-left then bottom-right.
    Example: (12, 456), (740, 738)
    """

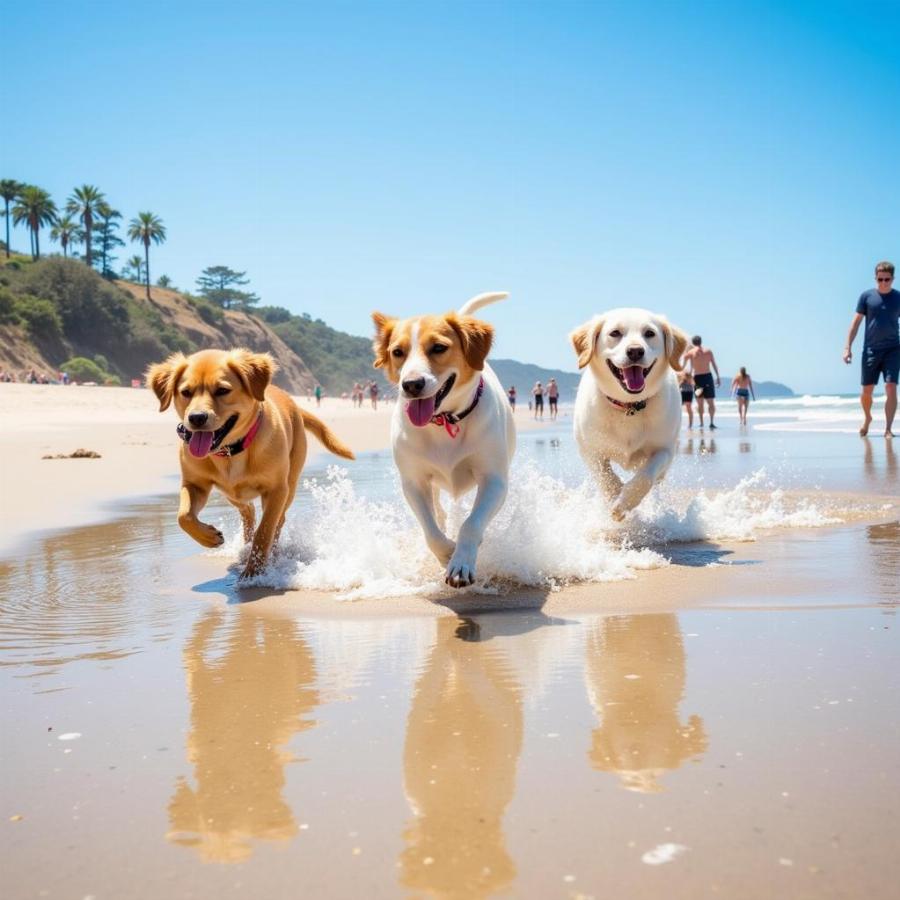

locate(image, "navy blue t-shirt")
(856, 288), (900, 350)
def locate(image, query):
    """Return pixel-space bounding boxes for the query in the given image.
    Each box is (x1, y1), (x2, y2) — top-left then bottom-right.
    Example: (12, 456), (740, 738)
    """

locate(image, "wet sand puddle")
(2, 425), (899, 898)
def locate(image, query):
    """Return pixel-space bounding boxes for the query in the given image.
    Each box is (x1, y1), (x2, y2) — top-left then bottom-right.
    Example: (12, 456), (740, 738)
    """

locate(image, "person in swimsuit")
(369, 380), (379, 410)
(730, 367), (755, 425)
(682, 335), (721, 429)
(532, 381), (544, 420)
(507, 386), (516, 410)
(546, 378), (559, 420)
(678, 370), (695, 429)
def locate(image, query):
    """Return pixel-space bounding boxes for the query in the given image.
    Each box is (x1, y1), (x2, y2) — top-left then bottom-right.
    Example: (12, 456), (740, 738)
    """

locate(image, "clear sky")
(5, 0), (898, 393)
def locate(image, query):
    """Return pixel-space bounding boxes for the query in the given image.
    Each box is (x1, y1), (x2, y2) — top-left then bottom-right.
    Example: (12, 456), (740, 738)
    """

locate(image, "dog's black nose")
(188, 411), (209, 428)
(402, 377), (426, 397)
(626, 346), (645, 362)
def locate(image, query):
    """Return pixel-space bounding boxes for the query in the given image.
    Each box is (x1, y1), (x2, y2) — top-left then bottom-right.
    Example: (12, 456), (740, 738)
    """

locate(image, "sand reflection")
(167, 609), (318, 862)
(401, 616), (523, 899)
(585, 614), (707, 793)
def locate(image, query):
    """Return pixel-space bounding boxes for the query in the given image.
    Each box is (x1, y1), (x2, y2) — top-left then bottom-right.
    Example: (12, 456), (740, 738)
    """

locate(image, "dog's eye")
(391, 347), (405, 358)
(180, 388), (192, 398)
(609, 329), (622, 338)
(430, 344), (448, 355)
(644, 330), (656, 339)
(214, 386), (231, 396)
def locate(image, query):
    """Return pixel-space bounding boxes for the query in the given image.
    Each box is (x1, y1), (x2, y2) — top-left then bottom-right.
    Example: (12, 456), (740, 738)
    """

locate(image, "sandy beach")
(2, 384), (898, 899)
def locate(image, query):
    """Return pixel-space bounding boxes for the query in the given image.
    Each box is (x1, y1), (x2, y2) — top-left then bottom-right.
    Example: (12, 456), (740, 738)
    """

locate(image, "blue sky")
(5, 0), (898, 393)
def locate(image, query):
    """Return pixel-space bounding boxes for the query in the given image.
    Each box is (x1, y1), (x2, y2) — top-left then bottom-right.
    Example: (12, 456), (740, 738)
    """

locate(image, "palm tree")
(66, 184), (105, 269)
(127, 212), (166, 301)
(0, 179), (23, 258)
(12, 186), (58, 260)
(50, 215), (83, 257)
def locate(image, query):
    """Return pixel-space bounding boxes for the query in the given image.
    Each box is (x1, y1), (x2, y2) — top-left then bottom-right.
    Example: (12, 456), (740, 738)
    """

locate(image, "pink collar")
(431, 377), (484, 438)
(215, 411), (263, 456)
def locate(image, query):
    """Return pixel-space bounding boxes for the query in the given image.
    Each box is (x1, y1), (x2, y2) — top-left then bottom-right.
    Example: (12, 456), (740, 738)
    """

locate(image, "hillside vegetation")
(0, 256), (316, 392)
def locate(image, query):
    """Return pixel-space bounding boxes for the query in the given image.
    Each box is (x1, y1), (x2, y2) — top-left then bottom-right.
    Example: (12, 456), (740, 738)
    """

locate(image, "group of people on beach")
(503, 379), (560, 420)
(676, 338), (756, 429)
(349, 380), (381, 410)
(0, 368), (69, 385)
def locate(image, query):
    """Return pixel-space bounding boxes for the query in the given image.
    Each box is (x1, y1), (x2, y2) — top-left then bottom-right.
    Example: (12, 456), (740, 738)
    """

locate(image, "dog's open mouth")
(405, 374), (456, 427)
(180, 414), (239, 458)
(607, 359), (655, 394)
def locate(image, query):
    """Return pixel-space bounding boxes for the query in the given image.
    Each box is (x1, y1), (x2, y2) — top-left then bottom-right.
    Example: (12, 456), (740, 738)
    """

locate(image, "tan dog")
(147, 348), (354, 581)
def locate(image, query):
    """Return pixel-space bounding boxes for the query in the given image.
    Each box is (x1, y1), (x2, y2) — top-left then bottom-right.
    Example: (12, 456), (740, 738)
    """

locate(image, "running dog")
(570, 308), (689, 520)
(147, 348), (354, 581)
(372, 293), (514, 587)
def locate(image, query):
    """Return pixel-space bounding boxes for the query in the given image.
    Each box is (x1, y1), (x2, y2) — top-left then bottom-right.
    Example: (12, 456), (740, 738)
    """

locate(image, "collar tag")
(430, 376), (484, 438)
(606, 394), (647, 415)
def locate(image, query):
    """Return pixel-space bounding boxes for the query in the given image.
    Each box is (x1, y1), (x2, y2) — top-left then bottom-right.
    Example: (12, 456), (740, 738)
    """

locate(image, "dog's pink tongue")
(188, 430), (215, 458)
(623, 366), (646, 392)
(406, 395), (436, 427)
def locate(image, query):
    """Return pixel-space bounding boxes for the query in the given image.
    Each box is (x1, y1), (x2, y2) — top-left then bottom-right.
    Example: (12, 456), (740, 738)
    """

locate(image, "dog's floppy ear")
(659, 317), (690, 371)
(227, 348), (276, 401)
(371, 312), (397, 369)
(448, 313), (494, 371)
(145, 353), (188, 411)
(570, 317), (603, 369)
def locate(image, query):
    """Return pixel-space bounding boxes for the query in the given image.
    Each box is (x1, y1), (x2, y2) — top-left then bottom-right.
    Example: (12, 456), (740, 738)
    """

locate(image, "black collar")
(605, 394), (647, 416)
(431, 376), (485, 437)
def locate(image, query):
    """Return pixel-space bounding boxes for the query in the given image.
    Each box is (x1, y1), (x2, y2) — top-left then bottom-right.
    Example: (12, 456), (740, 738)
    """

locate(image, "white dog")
(372, 293), (515, 587)
(570, 308), (689, 520)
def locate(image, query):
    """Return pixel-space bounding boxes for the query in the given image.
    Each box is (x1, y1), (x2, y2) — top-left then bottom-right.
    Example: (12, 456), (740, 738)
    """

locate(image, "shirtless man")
(682, 336), (721, 429)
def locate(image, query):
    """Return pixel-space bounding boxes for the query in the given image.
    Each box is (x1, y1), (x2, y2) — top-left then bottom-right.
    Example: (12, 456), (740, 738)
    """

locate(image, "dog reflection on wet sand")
(167, 611), (319, 862)
(401, 617), (523, 898)
(586, 614), (707, 793)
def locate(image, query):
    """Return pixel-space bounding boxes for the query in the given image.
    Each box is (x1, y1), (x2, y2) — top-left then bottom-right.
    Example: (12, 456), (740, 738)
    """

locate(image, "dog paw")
(610, 503), (628, 523)
(195, 523), (225, 548)
(445, 546), (477, 588)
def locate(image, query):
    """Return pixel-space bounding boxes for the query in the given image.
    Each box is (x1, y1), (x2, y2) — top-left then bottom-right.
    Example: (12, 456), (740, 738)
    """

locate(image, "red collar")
(215, 411), (263, 456)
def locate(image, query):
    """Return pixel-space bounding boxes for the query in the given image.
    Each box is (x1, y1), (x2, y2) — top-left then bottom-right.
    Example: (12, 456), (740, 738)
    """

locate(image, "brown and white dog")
(570, 308), (689, 519)
(372, 293), (515, 587)
(147, 348), (354, 581)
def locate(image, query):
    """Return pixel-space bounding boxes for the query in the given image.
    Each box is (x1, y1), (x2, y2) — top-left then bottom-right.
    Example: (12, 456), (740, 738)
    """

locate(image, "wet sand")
(2, 389), (899, 899)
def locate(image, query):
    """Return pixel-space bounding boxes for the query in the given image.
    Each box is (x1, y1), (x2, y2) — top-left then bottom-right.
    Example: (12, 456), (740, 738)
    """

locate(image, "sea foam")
(216, 461), (839, 600)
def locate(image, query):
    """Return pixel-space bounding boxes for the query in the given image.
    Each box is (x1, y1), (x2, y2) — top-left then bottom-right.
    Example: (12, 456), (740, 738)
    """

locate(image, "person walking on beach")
(369, 380), (379, 410)
(678, 370), (695, 429)
(683, 336), (721, 429)
(507, 385), (517, 410)
(547, 378), (559, 420)
(314, 384), (323, 407)
(843, 261), (899, 438)
(731, 367), (755, 426)
(532, 381), (544, 420)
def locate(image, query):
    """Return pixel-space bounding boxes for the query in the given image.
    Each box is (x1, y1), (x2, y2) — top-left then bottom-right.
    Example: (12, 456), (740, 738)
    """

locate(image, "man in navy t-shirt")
(843, 261), (899, 437)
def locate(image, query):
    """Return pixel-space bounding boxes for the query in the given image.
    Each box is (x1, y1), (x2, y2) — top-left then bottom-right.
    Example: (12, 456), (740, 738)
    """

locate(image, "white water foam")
(216, 463), (839, 599)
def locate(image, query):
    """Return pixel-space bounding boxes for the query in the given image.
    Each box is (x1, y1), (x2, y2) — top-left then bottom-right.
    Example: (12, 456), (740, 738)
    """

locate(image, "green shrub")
(62, 356), (107, 383)
(14, 294), (64, 342)
(93, 354), (109, 371)
(0, 286), (20, 325)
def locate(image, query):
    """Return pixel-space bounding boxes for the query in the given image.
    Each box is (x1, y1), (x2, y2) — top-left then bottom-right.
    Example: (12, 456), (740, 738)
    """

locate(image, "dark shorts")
(736, 388), (750, 398)
(548, 396), (558, 407)
(680, 390), (693, 404)
(861, 345), (900, 386)
(693, 373), (716, 399)
(534, 395), (543, 407)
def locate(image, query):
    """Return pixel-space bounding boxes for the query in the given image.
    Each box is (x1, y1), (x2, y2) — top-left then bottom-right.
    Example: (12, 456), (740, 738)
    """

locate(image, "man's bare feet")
(886, 430), (894, 439)
(859, 415), (872, 436)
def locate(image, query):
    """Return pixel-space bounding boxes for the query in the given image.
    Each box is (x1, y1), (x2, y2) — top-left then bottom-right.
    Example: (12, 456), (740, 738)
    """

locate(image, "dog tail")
(299, 409), (355, 460)
(457, 291), (509, 317)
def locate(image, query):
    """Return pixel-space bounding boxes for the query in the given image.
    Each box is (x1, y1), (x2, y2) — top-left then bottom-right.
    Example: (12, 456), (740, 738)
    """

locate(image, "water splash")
(221, 463), (839, 599)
